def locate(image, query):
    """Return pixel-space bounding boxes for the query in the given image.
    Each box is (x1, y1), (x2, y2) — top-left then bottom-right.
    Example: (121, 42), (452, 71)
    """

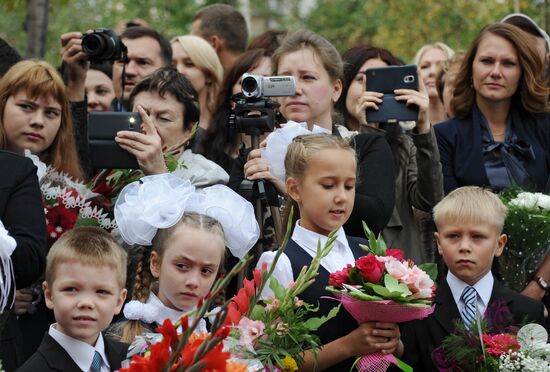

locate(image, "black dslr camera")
(82, 28), (127, 62)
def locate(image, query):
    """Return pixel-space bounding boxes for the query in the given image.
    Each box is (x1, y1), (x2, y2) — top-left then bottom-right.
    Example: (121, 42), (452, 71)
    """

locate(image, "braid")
(118, 245), (154, 344)
(132, 246), (154, 302)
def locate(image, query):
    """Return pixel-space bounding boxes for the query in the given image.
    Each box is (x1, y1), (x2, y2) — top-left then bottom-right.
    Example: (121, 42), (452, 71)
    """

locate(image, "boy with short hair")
(401, 186), (544, 371)
(17, 227), (128, 372)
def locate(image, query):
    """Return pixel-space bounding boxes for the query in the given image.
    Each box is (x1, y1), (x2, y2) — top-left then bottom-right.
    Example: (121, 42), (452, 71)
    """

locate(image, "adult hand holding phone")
(394, 75), (430, 134)
(115, 105), (167, 175)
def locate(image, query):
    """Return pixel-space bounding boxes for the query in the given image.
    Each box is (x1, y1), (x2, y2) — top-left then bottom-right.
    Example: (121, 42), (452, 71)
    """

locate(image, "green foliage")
(2, 0), (548, 66)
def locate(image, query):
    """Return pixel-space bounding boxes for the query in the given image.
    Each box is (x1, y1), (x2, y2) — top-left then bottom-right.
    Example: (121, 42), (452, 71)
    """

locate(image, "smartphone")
(365, 64), (419, 123)
(88, 112), (141, 169)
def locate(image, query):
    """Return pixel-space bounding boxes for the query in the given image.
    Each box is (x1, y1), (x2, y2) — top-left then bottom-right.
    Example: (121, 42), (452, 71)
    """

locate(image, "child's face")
(43, 262), (127, 346)
(435, 219), (507, 286)
(287, 148), (356, 236)
(151, 224), (224, 311)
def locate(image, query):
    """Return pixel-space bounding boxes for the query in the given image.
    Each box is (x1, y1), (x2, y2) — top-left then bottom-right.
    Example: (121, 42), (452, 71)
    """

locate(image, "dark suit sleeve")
(345, 132), (395, 235)
(0, 154), (47, 288)
(435, 123), (459, 195)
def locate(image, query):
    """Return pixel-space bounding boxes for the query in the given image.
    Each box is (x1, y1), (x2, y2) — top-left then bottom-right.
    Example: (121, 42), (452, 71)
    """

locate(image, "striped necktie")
(90, 350), (102, 372)
(460, 286), (478, 329)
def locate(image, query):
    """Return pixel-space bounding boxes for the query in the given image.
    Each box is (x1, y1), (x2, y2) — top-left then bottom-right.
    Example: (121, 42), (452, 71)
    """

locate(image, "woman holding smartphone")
(336, 44), (443, 264)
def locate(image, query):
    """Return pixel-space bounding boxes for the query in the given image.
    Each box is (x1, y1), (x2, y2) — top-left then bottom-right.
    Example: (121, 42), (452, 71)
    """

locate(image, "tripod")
(230, 96), (284, 283)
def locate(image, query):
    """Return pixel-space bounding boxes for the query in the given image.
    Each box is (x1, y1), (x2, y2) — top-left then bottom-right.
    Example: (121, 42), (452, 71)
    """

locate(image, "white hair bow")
(261, 121), (330, 182)
(114, 174), (259, 258)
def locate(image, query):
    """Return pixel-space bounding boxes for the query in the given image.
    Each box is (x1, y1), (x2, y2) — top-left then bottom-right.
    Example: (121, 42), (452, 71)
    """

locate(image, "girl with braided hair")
(107, 174), (259, 344)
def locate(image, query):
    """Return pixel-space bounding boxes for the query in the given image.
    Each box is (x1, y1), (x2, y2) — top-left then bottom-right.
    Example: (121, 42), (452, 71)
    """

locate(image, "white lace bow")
(261, 121), (330, 182)
(114, 174), (259, 258)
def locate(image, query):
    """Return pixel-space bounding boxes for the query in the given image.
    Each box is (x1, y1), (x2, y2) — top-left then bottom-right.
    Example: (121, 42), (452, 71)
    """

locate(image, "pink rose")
(411, 267), (435, 298)
(356, 255), (385, 283)
(385, 259), (410, 281)
(386, 249), (405, 261)
(329, 265), (351, 287)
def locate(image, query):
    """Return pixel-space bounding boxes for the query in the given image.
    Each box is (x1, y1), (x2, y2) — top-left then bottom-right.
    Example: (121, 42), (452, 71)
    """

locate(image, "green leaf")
(304, 304), (341, 331)
(384, 274), (412, 297)
(418, 263), (438, 281)
(395, 357), (413, 372)
(250, 304), (266, 320)
(362, 221), (387, 256)
(268, 276), (286, 300)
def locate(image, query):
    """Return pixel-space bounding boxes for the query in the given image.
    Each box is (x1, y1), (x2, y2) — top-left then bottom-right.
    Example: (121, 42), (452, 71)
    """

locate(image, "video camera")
(229, 74), (295, 136)
(82, 28), (127, 63)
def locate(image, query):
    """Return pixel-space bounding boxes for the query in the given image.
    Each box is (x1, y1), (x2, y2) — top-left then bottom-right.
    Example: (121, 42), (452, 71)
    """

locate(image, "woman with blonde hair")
(414, 42), (454, 124)
(171, 35), (223, 134)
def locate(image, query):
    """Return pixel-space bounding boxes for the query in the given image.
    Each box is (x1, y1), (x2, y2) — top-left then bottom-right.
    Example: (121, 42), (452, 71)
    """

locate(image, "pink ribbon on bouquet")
(325, 294), (435, 371)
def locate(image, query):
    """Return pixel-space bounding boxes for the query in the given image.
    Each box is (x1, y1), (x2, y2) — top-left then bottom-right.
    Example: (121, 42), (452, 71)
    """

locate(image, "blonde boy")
(17, 227), (128, 372)
(401, 186), (544, 372)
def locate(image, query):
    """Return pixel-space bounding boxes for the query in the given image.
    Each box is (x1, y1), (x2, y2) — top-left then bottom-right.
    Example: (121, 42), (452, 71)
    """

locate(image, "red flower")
(180, 335), (230, 371)
(253, 262), (266, 288)
(225, 302), (242, 325)
(120, 338), (171, 371)
(482, 333), (520, 356)
(356, 254), (385, 283)
(155, 319), (177, 348)
(386, 249), (405, 261)
(329, 264), (351, 287)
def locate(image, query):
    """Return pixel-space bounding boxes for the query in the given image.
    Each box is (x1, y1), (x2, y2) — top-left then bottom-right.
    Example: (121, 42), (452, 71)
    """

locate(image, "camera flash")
(129, 117), (136, 124)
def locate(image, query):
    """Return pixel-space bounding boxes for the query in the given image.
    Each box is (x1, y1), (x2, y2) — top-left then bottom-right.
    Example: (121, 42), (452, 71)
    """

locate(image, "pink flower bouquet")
(326, 223), (437, 371)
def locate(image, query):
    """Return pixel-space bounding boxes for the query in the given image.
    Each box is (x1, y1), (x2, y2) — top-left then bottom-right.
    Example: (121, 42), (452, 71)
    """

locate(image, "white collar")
(49, 323), (109, 371)
(447, 270), (494, 309)
(123, 293), (207, 334)
(292, 221), (349, 255)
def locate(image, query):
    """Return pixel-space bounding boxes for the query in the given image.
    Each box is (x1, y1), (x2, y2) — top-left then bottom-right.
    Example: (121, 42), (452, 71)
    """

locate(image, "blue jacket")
(435, 105), (550, 194)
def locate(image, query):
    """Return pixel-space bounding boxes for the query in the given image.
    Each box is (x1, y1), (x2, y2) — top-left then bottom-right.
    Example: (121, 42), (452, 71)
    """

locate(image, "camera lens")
(242, 76), (258, 94)
(82, 34), (106, 57)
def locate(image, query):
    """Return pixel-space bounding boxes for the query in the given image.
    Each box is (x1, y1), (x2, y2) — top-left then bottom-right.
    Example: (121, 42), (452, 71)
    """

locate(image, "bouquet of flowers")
(222, 226), (340, 371)
(498, 187), (550, 292)
(326, 223), (437, 371)
(433, 317), (550, 371)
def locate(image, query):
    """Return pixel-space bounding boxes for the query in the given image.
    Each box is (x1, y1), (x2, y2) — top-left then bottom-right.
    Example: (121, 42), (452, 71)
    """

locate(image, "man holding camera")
(61, 26), (171, 111)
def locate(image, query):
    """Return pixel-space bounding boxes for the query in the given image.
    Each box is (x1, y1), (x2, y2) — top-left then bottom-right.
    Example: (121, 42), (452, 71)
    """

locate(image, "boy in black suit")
(17, 227), (128, 372)
(401, 186), (545, 371)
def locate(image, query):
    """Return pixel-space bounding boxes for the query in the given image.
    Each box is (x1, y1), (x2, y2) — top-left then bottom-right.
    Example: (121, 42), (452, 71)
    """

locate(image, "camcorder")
(230, 74), (295, 135)
(82, 28), (127, 63)
(241, 73), (295, 99)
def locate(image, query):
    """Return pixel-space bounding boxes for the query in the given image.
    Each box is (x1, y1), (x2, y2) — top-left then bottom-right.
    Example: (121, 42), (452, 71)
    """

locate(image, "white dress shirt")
(256, 221), (356, 298)
(49, 324), (110, 372)
(447, 270), (494, 318)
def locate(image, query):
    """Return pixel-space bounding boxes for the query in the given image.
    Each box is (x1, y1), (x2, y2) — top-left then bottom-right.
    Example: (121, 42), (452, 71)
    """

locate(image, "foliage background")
(1, 0), (547, 67)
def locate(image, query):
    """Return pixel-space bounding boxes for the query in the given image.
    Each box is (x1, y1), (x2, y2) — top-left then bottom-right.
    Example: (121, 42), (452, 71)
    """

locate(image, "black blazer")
(401, 277), (545, 372)
(0, 151), (47, 372)
(16, 333), (128, 372)
(435, 106), (550, 194)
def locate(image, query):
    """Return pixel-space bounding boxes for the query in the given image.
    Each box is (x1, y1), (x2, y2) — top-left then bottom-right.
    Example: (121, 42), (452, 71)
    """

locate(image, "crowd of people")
(0, 3), (550, 371)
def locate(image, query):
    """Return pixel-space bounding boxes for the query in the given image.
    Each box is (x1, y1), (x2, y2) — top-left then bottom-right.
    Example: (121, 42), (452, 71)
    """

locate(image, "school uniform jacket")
(286, 235), (368, 372)
(16, 333), (128, 372)
(401, 277), (545, 372)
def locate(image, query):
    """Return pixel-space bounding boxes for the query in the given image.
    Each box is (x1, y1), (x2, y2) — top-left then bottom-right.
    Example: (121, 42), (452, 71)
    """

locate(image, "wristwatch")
(533, 276), (549, 291)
